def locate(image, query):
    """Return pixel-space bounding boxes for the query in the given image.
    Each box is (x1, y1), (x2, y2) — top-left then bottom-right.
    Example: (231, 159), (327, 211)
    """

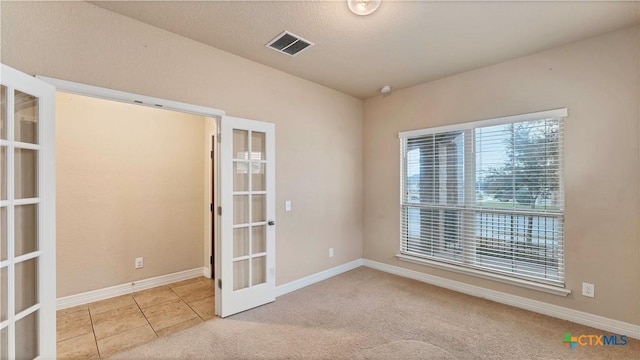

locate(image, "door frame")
(36, 76), (227, 313)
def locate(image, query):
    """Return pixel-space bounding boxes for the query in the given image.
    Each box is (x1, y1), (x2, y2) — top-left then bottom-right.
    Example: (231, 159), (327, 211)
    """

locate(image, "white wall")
(1, 1), (364, 294)
(363, 26), (640, 325)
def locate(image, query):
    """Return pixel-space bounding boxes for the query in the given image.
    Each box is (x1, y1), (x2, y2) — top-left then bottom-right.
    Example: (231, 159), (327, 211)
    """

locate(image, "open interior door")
(0, 64), (56, 358)
(219, 116), (275, 317)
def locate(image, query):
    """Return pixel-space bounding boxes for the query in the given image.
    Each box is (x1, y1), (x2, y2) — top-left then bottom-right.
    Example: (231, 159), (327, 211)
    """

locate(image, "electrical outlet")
(135, 257), (144, 269)
(582, 282), (594, 298)
(285, 200), (292, 212)
(329, 248), (334, 258)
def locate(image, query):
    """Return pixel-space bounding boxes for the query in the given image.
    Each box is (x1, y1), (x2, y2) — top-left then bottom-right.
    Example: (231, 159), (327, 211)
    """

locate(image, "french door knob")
(268, 220), (275, 226)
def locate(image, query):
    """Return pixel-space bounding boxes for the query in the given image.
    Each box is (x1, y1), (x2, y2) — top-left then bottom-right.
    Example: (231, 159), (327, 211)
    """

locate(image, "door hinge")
(217, 206), (222, 216)
(218, 279), (222, 289)
(210, 256), (213, 265)
(210, 150), (213, 159)
(210, 203), (213, 212)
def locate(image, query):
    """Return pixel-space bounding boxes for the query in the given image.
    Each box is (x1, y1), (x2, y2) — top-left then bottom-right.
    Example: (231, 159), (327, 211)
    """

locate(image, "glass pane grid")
(232, 129), (269, 291)
(1, 83), (45, 359)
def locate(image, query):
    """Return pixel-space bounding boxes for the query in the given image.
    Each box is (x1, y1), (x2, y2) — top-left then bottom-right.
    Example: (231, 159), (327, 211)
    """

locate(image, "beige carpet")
(110, 267), (639, 359)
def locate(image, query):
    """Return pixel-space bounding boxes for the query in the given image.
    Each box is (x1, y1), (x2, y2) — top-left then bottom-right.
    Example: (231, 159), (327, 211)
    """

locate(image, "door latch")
(268, 220), (275, 226)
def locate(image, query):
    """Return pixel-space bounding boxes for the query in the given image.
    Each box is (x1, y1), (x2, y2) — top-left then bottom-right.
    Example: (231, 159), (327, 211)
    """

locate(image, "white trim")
(398, 108), (568, 138)
(35, 76), (225, 118)
(363, 259), (640, 340)
(214, 118), (222, 316)
(203, 123), (217, 281)
(396, 254), (570, 296)
(13, 304), (40, 323)
(56, 267), (206, 310)
(275, 259), (364, 297)
(13, 142), (40, 150)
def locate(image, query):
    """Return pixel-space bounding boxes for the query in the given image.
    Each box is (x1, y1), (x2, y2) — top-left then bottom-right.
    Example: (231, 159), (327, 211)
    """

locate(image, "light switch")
(285, 200), (292, 212)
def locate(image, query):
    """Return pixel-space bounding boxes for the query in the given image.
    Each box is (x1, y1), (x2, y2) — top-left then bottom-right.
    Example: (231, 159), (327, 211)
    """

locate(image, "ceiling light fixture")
(348, 0), (381, 16)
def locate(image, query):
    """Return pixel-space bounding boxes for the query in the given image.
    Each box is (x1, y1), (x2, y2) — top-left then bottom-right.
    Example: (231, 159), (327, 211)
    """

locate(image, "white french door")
(219, 116), (275, 317)
(0, 65), (56, 359)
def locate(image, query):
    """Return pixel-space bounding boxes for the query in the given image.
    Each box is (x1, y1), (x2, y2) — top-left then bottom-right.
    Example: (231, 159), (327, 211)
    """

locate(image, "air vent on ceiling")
(266, 31), (314, 57)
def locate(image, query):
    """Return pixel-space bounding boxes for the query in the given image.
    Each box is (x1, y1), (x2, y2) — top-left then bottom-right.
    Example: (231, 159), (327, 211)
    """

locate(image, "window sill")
(395, 253), (571, 297)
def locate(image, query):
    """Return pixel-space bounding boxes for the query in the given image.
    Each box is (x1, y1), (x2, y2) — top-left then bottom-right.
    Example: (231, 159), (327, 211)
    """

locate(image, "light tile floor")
(57, 276), (215, 359)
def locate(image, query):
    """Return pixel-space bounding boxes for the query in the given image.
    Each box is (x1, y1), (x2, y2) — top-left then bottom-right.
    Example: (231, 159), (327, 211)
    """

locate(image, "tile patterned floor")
(57, 276), (215, 359)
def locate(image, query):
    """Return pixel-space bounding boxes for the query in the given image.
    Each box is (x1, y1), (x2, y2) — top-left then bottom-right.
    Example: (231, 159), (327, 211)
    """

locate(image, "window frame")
(397, 108), (570, 296)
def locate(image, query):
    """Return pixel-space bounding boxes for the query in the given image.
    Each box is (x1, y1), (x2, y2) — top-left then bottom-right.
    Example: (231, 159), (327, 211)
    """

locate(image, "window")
(399, 109), (565, 287)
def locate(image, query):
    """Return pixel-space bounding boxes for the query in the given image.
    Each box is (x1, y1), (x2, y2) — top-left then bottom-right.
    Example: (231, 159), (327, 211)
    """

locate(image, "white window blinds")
(399, 109), (565, 286)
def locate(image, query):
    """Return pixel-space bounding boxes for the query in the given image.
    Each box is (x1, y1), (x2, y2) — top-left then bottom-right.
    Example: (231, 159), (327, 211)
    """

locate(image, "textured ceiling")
(91, 1), (640, 99)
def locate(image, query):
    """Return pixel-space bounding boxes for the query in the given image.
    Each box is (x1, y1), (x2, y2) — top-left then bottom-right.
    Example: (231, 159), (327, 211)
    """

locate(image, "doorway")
(40, 76), (277, 320)
(54, 91), (216, 297)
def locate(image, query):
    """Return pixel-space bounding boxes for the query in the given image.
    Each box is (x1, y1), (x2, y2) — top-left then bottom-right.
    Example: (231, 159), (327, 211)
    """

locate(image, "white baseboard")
(202, 267), (211, 279)
(276, 259), (364, 297)
(57, 259), (640, 340)
(363, 259), (640, 340)
(57, 267), (206, 310)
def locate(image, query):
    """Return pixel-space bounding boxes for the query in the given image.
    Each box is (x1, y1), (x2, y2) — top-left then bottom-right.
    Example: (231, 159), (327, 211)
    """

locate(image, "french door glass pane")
(233, 162), (249, 191)
(233, 227), (249, 258)
(15, 258), (38, 314)
(1, 267), (7, 321)
(1, 207), (6, 261)
(252, 195), (265, 222)
(252, 226), (266, 254)
(0, 146), (6, 200)
(15, 310), (38, 360)
(233, 130), (248, 160)
(15, 148), (38, 199)
(251, 164), (265, 191)
(251, 256), (266, 285)
(14, 90), (38, 144)
(15, 205), (38, 256)
(233, 260), (249, 290)
(0, 86), (6, 140)
(1, 326), (7, 360)
(233, 195), (248, 225)
(251, 132), (265, 160)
